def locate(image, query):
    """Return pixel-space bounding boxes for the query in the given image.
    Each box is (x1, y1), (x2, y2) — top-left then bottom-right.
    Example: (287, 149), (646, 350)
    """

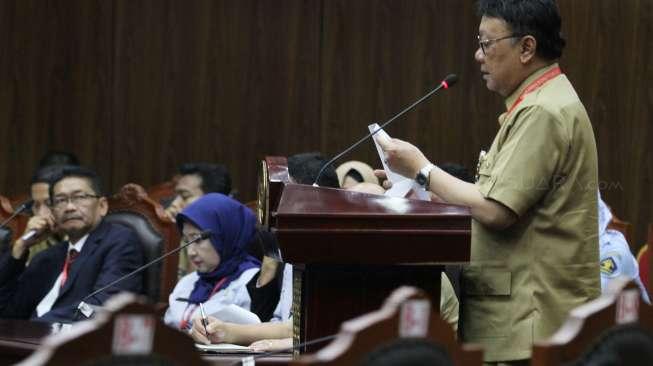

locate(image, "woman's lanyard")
(505, 66), (562, 118)
(179, 277), (228, 330)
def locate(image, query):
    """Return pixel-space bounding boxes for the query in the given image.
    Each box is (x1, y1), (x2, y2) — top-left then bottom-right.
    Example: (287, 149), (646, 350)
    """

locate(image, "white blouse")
(270, 263), (293, 322)
(164, 267), (259, 329)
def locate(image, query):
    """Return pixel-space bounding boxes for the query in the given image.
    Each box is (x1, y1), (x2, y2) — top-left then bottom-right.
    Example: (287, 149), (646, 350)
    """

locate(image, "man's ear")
(519, 35), (537, 64)
(98, 197), (109, 216)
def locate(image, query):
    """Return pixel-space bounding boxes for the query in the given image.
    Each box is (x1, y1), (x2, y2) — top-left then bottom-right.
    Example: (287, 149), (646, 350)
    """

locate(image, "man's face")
(171, 174), (204, 211)
(50, 177), (107, 241)
(475, 16), (524, 97)
(30, 182), (52, 218)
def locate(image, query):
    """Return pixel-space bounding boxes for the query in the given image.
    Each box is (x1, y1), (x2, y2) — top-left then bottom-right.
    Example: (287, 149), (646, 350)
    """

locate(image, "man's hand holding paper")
(370, 123), (432, 200)
(376, 136), (431, 180)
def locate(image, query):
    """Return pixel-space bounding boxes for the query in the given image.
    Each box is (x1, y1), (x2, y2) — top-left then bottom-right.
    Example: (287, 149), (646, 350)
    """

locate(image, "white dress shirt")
(36, 234), (89, 317)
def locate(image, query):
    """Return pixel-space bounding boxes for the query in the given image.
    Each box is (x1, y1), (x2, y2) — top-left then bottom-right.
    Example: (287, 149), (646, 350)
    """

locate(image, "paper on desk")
(195, 343), (264, 354)
(368, 123), (430, 200)
(211, 304), (261, 325)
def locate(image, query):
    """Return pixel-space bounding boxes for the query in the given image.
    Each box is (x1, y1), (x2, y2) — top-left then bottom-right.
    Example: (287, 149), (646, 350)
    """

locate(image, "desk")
(0, 319), (293, 365)
(0, 319), (51, 364)
(202, 354), (292, 365)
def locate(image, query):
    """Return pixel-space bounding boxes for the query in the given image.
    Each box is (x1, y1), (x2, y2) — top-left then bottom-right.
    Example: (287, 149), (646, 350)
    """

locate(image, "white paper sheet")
(211, 304), (261, 325)
(368, 123), (430, 200)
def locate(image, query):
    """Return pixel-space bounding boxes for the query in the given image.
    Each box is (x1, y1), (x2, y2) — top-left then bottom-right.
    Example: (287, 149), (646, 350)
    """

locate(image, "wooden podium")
(258, 157), (471, 351)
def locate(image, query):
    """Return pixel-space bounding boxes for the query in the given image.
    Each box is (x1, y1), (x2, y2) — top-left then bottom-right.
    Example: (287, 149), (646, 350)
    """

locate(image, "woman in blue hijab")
(164, 193), (261, 330)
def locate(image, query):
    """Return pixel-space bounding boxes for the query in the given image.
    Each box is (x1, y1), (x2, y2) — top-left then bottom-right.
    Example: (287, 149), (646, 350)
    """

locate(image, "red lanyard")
(505, 66), (562, 118)
(60, 249), (79, 288)
(179, 277), (228, 330)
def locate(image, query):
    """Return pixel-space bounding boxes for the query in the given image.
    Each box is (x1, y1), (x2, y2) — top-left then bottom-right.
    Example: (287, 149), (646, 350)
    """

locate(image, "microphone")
(0, 200), (34, 247)
(0, 200), (33, 228)
(76, 229), (213, 319)
(20, 229), (39, 242)
(312, 74), (458, 186)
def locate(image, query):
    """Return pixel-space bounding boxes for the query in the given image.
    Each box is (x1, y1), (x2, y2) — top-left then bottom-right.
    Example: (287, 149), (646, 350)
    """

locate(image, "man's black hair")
(30, 164), (75, 186)
(361, 338), (454, 366)
(568, 325), (653, 366)
(48, 166), (104, 199)
(178, 162), (232, 195)
(287, 152), (340, 188)
(38, 150), (80, 168)
(477, 0), (566, 60)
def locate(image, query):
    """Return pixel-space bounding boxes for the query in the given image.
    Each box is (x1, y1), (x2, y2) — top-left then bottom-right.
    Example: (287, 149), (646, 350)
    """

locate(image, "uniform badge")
(600, 257), (618, 275)
(475, 150), (487, 183)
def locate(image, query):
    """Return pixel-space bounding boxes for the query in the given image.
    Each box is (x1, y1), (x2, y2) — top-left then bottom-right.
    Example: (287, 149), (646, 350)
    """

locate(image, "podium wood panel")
(267, 170), (471, 351)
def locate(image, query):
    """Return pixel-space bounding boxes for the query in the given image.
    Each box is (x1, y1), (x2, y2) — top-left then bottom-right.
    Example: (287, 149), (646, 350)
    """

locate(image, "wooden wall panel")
(559, 0), (653, 249)
(0, 0), (113, 193)
(110, 0), (322, 198)
(319, 0), (500, 181)
(0, 0), (651, 248)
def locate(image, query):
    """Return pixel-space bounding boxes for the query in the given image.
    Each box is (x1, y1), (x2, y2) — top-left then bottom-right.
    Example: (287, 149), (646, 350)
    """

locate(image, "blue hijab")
(177, 193), (261, 304)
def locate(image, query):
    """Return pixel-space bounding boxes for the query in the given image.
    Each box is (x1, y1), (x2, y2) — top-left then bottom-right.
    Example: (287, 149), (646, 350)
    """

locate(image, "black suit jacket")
(0, 220), (144, 322)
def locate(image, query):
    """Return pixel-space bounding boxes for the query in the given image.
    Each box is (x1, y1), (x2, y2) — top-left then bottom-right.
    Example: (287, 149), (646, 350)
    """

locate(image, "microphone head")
(441, 74), (459, 89)
(20, 200), (34, 213)
(200, 230), (213, 240)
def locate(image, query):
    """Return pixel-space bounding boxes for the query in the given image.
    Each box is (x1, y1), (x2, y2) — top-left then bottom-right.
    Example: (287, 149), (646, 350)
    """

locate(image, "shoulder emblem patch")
(600, 257), (618, 275)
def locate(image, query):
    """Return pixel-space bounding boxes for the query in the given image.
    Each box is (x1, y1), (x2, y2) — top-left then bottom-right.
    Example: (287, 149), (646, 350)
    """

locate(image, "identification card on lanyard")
(179, 277), (228, 330)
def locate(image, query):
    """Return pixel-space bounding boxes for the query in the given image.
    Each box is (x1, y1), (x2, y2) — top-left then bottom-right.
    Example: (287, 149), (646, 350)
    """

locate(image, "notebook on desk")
(195, 343), (264, 354)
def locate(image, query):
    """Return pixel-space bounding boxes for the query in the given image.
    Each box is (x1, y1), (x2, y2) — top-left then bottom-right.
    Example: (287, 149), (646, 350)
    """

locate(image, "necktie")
(60, 249), (79, 288)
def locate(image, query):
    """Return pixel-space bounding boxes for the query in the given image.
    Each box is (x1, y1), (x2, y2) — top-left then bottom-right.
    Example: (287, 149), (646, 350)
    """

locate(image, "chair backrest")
(637, 244), (650, 298)
(244, 200), (258, 214)
(9, 193), (30, 209)
(532, 277), (653, 366)
(147, 178), (178, 206)
(17, 293), (210, 366)
(105, 184), (179, 303)
(645, 222), (653, 302)
(291, 286), (483, 366)
(607, 212), (633, 245)
(0, 195), (28, 248)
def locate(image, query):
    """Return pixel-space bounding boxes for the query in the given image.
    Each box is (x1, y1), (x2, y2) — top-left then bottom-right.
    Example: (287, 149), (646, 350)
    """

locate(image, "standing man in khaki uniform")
(378, 0), (600, 364)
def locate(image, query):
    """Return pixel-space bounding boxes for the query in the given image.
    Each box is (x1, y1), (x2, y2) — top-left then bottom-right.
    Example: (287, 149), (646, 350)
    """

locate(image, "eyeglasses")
(50, 194), (100, 209)
(181, 233), (207, 245)
(477, 34), (521, 55)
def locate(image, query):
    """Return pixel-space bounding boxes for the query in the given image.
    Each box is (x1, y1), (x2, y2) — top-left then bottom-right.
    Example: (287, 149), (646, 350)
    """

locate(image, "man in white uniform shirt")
(598, 194), (650, 303)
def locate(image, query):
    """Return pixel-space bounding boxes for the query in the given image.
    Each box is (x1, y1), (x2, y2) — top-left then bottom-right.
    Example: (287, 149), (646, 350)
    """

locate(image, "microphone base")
(77, 301), (95, 318)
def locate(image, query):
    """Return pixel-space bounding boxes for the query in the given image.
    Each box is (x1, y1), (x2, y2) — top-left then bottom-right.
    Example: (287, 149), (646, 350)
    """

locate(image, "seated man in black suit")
(0, 166), (144, 322)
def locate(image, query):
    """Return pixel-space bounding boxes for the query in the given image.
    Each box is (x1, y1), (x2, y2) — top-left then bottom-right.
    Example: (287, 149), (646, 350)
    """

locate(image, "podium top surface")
(275, 184), (470, 229)
(273, 184), (471, 264)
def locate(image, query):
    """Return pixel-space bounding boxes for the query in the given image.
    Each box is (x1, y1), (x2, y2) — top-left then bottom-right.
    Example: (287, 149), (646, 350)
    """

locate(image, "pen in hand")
(198, 302), (209, 336)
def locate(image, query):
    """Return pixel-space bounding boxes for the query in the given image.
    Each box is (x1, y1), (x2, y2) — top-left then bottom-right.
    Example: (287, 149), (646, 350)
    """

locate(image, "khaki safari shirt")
(461, 63), (600, 362)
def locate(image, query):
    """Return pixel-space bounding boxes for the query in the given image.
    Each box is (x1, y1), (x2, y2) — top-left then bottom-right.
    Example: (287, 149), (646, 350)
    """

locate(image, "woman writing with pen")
(190, 230), (294, 351)
(163, 193), (261, 330)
